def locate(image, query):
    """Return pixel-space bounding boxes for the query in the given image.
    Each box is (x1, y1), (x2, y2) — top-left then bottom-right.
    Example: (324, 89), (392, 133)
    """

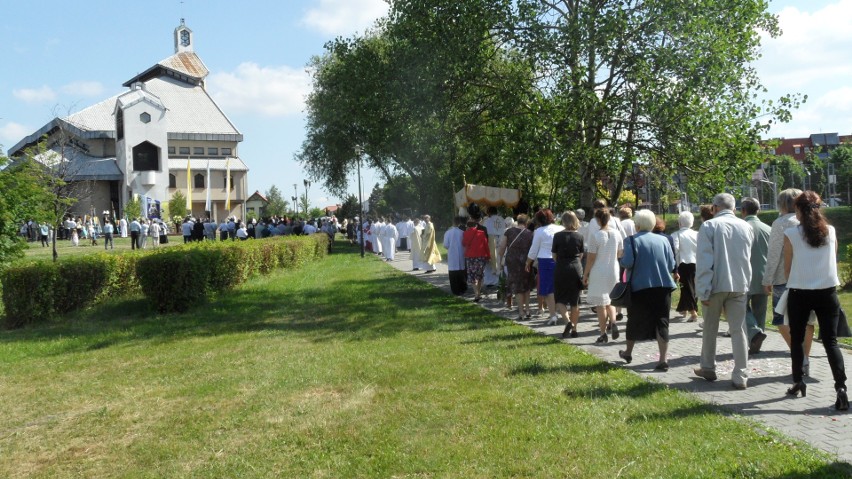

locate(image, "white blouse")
(527, 224), (564, 260)
(785, 225), (839, 290)
(671, 227), (698, 264)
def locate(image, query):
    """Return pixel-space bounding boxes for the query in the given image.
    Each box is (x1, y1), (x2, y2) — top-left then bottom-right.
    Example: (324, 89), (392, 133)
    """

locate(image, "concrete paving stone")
(382, 250), (852, 463)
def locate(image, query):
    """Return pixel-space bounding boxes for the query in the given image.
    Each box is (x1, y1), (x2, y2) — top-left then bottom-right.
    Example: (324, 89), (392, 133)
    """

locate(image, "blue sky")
(1, 0), (850, 208)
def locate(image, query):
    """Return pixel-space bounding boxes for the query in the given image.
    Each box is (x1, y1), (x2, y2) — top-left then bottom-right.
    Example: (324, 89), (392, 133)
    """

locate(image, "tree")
(508, 0), (803, 208)
(169, 190), (188, 221)
(125, 196), (143, 221)
(0, 148), (54, 266)
(298, 192), (310, 217)
(17, 131), (96, 261)
(298, 0), (802, 217)
(264, 185), (288, 217)
(830, 145), (852, 205)
(298, 0), (539, 221)
(309, 207), (325, 219)
(337, 194), (360, 220)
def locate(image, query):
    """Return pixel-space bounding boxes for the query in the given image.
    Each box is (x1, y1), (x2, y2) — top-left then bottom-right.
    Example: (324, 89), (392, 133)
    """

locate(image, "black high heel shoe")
(786, 381), (807, 398)
(561, 322), (573, 339)
(836, 388), (849, 411)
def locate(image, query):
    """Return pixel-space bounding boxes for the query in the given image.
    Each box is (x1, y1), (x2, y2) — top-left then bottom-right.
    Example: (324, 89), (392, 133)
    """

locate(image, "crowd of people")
(21, 213), (342, 252)
(424, 190), (846, 411)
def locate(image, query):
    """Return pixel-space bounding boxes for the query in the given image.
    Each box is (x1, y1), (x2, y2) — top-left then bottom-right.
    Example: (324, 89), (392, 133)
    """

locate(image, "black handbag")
(609, 237), (636, 308)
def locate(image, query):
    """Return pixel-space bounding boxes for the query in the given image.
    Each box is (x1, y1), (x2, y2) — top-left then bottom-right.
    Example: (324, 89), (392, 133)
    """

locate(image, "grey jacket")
(696, 209), (754, 300)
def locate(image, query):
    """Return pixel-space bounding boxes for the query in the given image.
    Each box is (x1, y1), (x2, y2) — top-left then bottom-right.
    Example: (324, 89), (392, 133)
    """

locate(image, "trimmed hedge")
(1, 253), (142, 328)
(137, 235), (328, 313)
(1, 234), (328, 326)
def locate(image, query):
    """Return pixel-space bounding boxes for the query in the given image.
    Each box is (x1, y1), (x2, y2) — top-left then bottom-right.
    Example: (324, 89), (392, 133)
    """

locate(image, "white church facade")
(8, 20), (248, 222)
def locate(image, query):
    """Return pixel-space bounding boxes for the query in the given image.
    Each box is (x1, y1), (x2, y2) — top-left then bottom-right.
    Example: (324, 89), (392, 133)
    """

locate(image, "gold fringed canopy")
(454, 184), (521, 209)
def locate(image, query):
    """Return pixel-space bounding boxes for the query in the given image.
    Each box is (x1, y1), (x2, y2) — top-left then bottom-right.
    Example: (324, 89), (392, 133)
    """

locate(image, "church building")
(7, 20), (248, 221)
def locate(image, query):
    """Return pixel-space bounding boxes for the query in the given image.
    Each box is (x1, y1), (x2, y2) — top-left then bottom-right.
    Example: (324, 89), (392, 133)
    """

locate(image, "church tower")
(174, 18), (194, 53)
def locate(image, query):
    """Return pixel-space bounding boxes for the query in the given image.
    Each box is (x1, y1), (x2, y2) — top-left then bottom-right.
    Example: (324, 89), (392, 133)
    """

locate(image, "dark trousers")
(220, 231), (228, 241)
(104, 233), (114, 249)
(449, 269), (468, 295)
(399, 237), (408, 251)
(789, 287), (847, 389)
(131, 231), (140, 250)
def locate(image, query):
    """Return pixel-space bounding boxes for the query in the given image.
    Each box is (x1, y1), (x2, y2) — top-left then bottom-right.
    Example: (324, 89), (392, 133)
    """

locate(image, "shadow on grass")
(0, 244), (509, 356)
(509, 361), (616, 376)
(562, 380), (667, 399)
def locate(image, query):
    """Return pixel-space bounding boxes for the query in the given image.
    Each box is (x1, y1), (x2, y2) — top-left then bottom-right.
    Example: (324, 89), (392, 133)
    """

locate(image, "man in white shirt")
(694, 193), (754, 390)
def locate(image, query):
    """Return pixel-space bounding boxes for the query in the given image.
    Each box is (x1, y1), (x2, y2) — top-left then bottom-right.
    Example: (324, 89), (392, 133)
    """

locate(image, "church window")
(194, 173), (205, 188)
(224, 174), (234, 190)
(194, 147), (204, 155)
(139, 112), (151, 124)
(116, 110), (124, 140)
(208, 147), (218, 156)
(132, 141), (159, 171)
(221, 147), (232, 156)
(179, 147), (190, 155)
(168, 146), (176, 155)
(169, 174), (176, 188)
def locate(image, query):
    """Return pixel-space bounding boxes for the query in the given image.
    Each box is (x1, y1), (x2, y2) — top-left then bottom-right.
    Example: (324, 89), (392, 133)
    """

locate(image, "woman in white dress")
(582, 207), (624, 343)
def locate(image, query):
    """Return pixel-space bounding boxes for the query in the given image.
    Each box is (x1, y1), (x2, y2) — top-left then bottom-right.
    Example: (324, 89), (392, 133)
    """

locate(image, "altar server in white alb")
(382, 220), (399, 261)
(396, 217), (410, 251)
(410, 217), (425, 271)
(443, 216), (468, 295)
(483, 206), (506, 287)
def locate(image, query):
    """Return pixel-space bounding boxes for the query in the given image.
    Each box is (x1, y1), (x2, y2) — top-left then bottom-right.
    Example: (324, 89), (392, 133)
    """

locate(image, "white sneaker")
(546, 316), (558, 326)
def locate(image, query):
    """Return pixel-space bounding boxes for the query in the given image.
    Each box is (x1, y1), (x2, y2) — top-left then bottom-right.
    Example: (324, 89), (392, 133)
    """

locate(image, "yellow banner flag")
(186, 160), (192, 212)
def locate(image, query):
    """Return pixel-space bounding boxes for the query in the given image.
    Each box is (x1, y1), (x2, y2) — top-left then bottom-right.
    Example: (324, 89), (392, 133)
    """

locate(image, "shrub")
(2, 262), (59, 328)
(136, 248), (213, 313)
(2, 234), (329, 322)
(136, 235), (328, 313)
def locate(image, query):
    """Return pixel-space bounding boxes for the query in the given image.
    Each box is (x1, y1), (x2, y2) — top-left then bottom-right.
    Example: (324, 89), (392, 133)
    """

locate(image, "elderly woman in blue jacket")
(617, 209), (678, 371)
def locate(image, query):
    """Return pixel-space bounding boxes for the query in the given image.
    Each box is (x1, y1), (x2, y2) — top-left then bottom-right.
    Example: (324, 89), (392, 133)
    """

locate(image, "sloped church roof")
(8, 21), (241, 156)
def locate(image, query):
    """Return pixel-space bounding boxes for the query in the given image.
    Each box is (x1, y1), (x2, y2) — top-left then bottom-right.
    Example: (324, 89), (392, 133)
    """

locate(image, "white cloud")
(207, 62), (312, 117)
(301, 0), (389, 36)
(12, 85), (56, 103)
(757, 0), (852, 136)
(61, 81), (104, 97)
(0, 122), (32, 150)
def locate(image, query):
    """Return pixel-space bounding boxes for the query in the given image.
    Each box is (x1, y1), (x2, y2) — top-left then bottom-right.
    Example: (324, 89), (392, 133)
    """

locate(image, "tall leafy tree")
(509, 0), (802, 208)
(264, 185), (289, 217)
(0, 149), (54, 266)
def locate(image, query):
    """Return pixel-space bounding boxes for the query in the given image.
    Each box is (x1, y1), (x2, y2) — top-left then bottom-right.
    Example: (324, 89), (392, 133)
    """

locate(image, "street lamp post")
(292, 184), (298, 216)
(355, 145), (365, 258)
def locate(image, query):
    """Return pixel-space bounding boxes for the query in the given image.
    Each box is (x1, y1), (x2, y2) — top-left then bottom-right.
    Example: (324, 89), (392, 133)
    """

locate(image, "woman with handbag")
(497, 214), (535, 319)
(782, 191), (847, 410)
(617, 210), (678, 370)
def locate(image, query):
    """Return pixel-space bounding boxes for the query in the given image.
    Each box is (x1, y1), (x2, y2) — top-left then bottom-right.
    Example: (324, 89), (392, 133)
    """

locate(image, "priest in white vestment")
(410, 218), (424, 271)
(420, 215), (441, 273)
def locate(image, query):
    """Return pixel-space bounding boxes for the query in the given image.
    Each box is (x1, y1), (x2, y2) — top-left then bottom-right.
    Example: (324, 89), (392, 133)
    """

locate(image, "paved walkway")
(382, 249), (852, 463)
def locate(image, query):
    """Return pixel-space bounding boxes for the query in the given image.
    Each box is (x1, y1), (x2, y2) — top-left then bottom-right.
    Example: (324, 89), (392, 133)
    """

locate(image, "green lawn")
(1, 242), (849, 477)
(20, 234), (182, 262)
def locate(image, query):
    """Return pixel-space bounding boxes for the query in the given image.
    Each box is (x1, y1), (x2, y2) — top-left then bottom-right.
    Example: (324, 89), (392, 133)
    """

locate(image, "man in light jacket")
(694, 193), (754, 389)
